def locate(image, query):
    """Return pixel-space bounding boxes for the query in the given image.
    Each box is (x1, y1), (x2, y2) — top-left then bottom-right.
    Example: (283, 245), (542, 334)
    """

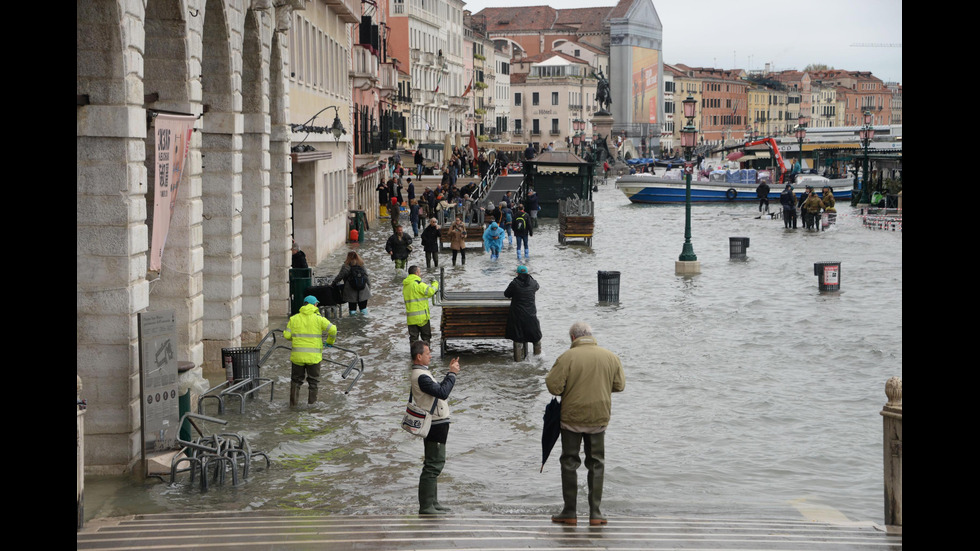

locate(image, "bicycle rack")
(321, 344), (364, 394)
(169, 413), (270, 490)
(258, 329), (364, 394)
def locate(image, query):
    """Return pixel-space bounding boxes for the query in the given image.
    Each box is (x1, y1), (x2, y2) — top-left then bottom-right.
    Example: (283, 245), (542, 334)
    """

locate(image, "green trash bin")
(177, 361), (195, 442)
(349, 210), (367, 242)
(289, 267), (313, 315)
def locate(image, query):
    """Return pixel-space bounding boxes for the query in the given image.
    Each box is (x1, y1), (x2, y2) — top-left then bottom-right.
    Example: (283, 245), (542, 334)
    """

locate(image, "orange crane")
(742, 137), (788, 184)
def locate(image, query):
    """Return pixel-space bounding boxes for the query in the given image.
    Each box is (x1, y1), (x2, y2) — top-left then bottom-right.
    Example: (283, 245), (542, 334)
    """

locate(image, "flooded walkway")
(82, 180), (902, 533)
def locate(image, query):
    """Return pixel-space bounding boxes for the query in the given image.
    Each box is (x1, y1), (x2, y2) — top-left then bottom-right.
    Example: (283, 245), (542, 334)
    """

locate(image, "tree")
(804, 63), (834, 72)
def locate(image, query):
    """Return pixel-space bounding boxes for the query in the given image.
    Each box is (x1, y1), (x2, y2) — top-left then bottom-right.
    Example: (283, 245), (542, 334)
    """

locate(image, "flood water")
(86, 181), (902, 525)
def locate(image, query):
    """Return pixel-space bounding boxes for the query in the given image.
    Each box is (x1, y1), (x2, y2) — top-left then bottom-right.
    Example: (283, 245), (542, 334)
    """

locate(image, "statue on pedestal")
(593, 68), (612, 115)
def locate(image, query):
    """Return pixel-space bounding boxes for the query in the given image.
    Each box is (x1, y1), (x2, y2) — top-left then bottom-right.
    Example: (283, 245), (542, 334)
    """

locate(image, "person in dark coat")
(291, 240), (308, 269)
(756, 181), (771, 213)
(779, 184), (797, 228)
(420, 218), (441, 269)
(504, 265), (542, 360)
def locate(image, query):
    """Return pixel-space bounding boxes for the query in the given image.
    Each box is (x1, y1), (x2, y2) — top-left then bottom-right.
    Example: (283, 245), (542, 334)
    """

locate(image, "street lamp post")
(677, 94), (699, 274)
(858, 110), (875, 204)
(795, 115), (807, 174)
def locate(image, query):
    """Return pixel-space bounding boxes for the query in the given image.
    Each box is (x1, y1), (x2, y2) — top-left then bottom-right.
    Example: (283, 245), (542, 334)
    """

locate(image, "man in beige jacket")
(545, 321), (625, 526)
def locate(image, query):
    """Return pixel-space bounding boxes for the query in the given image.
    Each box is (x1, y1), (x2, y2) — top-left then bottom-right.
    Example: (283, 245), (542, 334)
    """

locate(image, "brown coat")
(546, 336), (625, 427)
(448, 222), (467, 250)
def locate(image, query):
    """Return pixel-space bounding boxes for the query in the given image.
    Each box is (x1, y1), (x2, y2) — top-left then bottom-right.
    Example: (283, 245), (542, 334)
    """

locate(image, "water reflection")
(87, 185), (901, 525)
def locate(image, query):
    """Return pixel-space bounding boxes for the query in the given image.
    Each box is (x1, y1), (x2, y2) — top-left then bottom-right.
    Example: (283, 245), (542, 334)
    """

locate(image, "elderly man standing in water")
(545, 321), (625, 526)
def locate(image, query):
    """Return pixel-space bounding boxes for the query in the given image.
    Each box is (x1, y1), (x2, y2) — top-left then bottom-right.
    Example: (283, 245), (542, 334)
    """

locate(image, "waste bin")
(729, 237), (750, 260)
(597, 270), (620, 302)
(221, 347), (260, 394)
(349, 210), (367, 242)
(177, 361), (195, 442)
(813, 261), (841, 292)
(289, 267), (313, 315)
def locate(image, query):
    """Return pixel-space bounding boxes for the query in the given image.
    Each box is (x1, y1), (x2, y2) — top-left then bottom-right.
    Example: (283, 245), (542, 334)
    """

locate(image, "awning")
(727, 151), (745, 161)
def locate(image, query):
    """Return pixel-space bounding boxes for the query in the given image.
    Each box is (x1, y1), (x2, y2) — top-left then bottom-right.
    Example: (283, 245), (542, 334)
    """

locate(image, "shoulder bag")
(400, 389), (438, 438)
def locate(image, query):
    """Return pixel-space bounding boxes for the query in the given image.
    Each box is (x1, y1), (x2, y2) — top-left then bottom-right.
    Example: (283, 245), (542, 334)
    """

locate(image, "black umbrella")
(540, 397), (561, 473)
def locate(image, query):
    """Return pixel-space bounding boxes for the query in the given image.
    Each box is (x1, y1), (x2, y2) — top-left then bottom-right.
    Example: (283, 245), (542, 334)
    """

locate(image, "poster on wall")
(138, 310), (180, 472)
(631, 47), (659, 125)
(149, 114), (195, 272)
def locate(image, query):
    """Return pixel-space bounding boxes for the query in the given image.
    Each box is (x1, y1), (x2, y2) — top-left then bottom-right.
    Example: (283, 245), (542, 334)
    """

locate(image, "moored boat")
(616, 170), (853, 204)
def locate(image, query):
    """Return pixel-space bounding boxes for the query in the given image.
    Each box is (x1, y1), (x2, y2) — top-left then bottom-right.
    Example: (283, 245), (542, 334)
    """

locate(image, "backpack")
(348, 265), (368, 291)
(504, 209), (513, 224)
(514, 214), (526, 233)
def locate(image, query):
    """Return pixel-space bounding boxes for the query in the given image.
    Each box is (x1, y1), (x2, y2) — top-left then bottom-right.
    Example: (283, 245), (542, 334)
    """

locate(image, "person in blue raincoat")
(483, 221), (505, 260)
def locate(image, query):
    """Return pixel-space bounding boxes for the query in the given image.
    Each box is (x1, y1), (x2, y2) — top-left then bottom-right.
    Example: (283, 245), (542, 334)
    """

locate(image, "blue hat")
(304, 295), (319, 305)
(517, 265), (529, 274)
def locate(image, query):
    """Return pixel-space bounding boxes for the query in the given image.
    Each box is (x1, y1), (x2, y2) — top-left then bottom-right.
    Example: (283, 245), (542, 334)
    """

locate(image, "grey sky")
(463, 0), (903, 83)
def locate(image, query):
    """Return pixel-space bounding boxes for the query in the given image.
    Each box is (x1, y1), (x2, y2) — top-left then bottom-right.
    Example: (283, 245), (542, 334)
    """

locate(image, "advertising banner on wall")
(149, 114), (195, 271)
(631, 47), (659, 125)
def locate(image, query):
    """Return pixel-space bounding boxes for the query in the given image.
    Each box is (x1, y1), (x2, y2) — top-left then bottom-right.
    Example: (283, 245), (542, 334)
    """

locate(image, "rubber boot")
(586, 433), (607, 525)
(432, 444), (451, 512)
(349, 310), (357, 316)
(419, 441), (447, 515)
(289, 383), (301, 407)
(307, 386), (318, 404)
(513, 342), (526, 361)
(533, 341), (542, 356)
(551, 469), (578, 525)
(360, 308), (368, 316)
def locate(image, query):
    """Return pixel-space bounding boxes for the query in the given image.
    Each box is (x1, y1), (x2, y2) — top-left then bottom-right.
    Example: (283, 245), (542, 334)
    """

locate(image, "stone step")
(78, 511), (901, 550)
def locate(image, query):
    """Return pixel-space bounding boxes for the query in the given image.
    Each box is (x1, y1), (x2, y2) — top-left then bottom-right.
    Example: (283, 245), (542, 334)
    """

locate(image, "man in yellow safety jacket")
(284, 295), (337, 406)
(402, 265), (439, 345)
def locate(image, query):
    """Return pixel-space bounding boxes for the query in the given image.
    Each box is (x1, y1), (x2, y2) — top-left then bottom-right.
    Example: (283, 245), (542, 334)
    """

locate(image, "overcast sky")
(463, 0), (903, 83)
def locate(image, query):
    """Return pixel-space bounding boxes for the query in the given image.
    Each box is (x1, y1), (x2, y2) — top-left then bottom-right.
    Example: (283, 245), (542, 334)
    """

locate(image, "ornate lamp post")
(572, 119), (585, 156)
(795, 115), (807, 170)
(858, 110), (875, 204)
(677, 94), (699, 274)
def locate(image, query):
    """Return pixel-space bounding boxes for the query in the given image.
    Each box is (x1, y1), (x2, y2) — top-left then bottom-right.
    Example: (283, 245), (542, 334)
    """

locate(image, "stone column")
(77, 0), (148, 473)
(268, 23), (292, 320)
(881, 376), (902, 528)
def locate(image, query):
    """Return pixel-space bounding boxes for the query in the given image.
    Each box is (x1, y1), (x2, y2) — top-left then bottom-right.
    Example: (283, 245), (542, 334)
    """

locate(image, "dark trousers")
(348, 300), (367, 312)
(290, 362), (320, 391)
(559, 429), (605, 514)
(409, 321), (432, 344)
(452, 249), (465, 265)
(425, 250), (438, 268)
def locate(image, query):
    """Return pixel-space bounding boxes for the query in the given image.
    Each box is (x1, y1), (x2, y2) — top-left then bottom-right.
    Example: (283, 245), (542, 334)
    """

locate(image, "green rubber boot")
(551, 457), (578, 525)
(433, 443), (451, 512)
(586, 433), (607, 525)
(419, 441), (447, 515)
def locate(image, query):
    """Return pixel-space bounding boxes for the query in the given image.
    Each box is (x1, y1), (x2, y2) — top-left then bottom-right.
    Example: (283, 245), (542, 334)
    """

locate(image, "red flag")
(461, 77), (474, 97)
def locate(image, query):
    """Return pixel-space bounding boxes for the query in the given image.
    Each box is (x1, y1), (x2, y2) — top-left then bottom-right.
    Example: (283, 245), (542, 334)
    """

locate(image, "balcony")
(421, 90), (435, 105)
(349, 45), (379, 91)
(380, 63), (397, 98)
(422, 52), (435, 66)
(324, 0), (359, 23)
(450, 96), (468, 112)
(410, 49), (421, 63)
(549, 129), (562, 136)
(435, 92), (447, 107)
(530, 129), (541, 136)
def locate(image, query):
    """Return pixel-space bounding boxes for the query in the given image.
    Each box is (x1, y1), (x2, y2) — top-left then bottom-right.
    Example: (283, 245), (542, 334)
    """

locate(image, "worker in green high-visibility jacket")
(283, 295), (337, 406)
(402, 265), (439, 345)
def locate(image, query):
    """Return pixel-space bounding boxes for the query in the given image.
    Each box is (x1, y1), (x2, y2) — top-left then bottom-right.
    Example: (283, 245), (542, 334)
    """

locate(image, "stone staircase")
(77, 511), (901, 550)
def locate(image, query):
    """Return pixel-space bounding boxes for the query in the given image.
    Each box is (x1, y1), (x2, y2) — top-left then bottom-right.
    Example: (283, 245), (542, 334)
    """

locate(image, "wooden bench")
(559, 215), (594, 245)
(434, 269), (520, 358)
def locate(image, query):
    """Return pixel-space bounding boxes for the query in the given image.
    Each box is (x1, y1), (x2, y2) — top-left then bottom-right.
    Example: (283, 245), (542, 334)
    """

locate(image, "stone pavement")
(77, 511), (901, 550)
